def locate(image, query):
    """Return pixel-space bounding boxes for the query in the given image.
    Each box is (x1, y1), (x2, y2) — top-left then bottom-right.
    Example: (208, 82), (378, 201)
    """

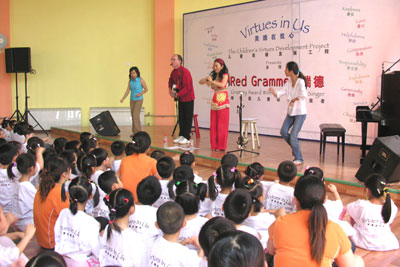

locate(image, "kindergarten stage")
(50, 125), (400, 204)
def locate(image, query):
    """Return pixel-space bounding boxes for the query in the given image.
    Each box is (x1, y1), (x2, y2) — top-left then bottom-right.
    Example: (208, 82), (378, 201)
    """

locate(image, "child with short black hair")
(26, 250), (67, 267)
(149, 201), (202, 267)
(55, 177), (100, 266)
(100, 188), (146, 266)
(79, 132), (92, 143)
(207, 164), (242, 217)
(79, 137), (98, 154)
(347, 173), (399, 251)
(264, 160), (297, 212)
(220, 153), (238, 168)
(223, 189), (260, 239)
(180, 151), (203, 183)
(110, 141), (125, 173)
(150, 149), (165, 161)
(153, 156), (175, 208)
(94, 170), (123, 219)
(175, 180), (208, 250)
(53, 137), (67, 154)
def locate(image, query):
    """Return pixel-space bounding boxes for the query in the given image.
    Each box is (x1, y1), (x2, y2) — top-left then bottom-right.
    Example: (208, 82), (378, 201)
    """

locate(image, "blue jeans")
(280, 114), (306, 162)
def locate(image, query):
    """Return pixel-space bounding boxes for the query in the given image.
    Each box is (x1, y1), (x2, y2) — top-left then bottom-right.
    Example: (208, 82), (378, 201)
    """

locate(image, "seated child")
(175, 180), (208, 250)
(240, 178), (275, 248)
(94, 170), (123, 219)
(100, 188), (146, 266)
(150, 150), (165, 161)
(220, 153), (238, 168)
(180, 151), (203, 183)
(110, 141), (125, 173)
(207, 165), (242, 217)
(152, 156), (175, 208)
(149, 201), (202, 267)
(198, 217), (236, 267)
(264, 160), (297, 212)
(55, 177), (100, 266)
(223, 189), (260, 240)
(347, 173), (399, 251)
(26, 250), (67, 267)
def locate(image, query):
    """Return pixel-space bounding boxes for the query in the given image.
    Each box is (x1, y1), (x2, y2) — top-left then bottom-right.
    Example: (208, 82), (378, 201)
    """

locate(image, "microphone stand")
(227, 92), (260, 157)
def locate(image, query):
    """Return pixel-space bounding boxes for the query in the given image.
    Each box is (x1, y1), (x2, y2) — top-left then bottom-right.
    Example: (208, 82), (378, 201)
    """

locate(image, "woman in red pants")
(199, 58), (229, 151)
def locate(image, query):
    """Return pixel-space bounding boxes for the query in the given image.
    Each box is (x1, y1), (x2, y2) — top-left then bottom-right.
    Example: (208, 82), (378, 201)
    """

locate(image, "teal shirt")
(130, 77), (143, 101)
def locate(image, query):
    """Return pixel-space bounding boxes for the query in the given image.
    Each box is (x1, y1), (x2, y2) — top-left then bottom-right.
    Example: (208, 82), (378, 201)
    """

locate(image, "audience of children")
(347, 173), (399, 251)
(4, 122), (398, 266)
(180, 151), (203, 183)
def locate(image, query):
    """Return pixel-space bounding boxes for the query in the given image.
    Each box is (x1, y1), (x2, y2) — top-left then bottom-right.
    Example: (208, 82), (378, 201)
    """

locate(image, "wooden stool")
(191, 114), (200, 139)
(242, 118), (261, 150)
(319, 123), (346, 162)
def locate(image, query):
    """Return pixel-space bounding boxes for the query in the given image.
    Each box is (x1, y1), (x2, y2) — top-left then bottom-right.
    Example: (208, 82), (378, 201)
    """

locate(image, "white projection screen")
(183, 0), (400, 145)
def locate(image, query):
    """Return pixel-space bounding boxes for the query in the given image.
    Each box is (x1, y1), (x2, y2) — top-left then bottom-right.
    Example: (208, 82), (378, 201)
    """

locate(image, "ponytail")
(208, 165), (242, 201)
(67, 177), (92, 215)
(39, 170), (56, 200)
(239, 177), (263, 213)
(365, 173), (392, 223)
(175, 181), (207, 215)
(104, 188), (134, 241)
(208, 172), (218, 201)
(80, 154), (96, 179)
(298, 71), (307, 89)
(39, 156), (69, 201)
(286, 61), (307, 88)
(308, 201), (327, 264)
(168, 165), (195, 199)
(7, 162), (16, 179)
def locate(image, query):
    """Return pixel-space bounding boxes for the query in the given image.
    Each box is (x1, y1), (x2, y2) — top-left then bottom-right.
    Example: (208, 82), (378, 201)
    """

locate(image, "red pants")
(210, 108), (229, 150)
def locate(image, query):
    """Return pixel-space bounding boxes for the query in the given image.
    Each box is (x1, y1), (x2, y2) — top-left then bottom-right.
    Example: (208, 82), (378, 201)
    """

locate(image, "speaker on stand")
(356, 135), (400, 183)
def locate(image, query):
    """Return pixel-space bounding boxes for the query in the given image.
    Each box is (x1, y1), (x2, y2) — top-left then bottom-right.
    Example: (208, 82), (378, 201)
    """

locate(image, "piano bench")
(319, 124), (346, 163)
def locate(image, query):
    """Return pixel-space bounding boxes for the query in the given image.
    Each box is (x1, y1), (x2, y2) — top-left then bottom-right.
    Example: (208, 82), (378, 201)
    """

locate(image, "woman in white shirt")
(55, 177), (100, 266)
(269, 61), (308, 166)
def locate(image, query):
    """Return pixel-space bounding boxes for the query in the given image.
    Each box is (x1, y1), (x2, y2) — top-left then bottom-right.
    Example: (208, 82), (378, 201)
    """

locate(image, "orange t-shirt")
(119, 153), (158, 201)
(33, 184), (69, 249)
(268, 210), (351, 267)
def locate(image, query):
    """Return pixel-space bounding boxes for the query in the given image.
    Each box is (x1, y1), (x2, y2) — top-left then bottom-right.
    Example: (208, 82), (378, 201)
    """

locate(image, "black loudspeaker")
(5, 47), (31, 73)
(356, 135), (400, 183)
(89, 111), (120, 136)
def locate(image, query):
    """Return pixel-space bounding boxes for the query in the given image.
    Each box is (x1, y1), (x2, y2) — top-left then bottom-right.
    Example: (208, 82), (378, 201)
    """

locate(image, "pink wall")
(0, 0), (11, 118)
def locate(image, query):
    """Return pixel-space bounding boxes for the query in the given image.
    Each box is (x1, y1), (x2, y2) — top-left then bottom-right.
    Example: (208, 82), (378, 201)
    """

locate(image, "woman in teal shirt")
(120, 66), (148, 136)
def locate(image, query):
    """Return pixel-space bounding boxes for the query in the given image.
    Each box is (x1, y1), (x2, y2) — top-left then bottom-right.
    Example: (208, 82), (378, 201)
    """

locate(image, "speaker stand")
(9, 73), (24, 122)
(172, 100), (179, 137)
(22, 72), (48, 135)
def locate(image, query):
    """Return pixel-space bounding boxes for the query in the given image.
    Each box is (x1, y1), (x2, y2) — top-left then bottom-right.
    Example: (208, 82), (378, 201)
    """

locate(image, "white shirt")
(0, 169), (18, 214)
(152, 179), (172, 208)
(128, 205), (160, 237)
(91, 170), (104, 185)
(346, 199), (399, 251)
(15, 181), (37, 231)
(237, 225), (261, 240)
(0, 236), (20, 266)
(324, 199), (355, 237)
(54, 208), (100, 262)
(178, 215), (208, 250)
(243, 212), (276, 248)
(264, 183), (296, 212)
(210, 193), (228, 217)
(93, 189), (109, 219)
(111, 159), (122, 173)
(276, 77), (307, 116)
(149, 236), (201, 267)
(100, 226), (146, 267)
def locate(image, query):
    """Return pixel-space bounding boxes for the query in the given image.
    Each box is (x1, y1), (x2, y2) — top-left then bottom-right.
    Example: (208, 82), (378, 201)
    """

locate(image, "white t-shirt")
(152, 179), (172, 208)
(91, 170), (104, 185)
(194, 173), (203, 184)
(54, 208), (100, 262)
(237, 224), (261, 240)
(93, 189), (109, 219)
(100, 226), (146, 267)
(264, 183), (296, 212)
(243, 212), (276, 248)
(178, 215), (208, 250)
(198, 180), (211, 216)
(210, 193), (228, 217)
(111, 159), (122, 173)
(128, 205), (160, 245)
(346, 199), (399, 251)
(149, 236), (201, 267)
(0, 236), (28, 266)
(324, 199), (355, 237)
(0, 169), (18, 214)
(276, 77), (307, 116)
(15, 181), (37, 231)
